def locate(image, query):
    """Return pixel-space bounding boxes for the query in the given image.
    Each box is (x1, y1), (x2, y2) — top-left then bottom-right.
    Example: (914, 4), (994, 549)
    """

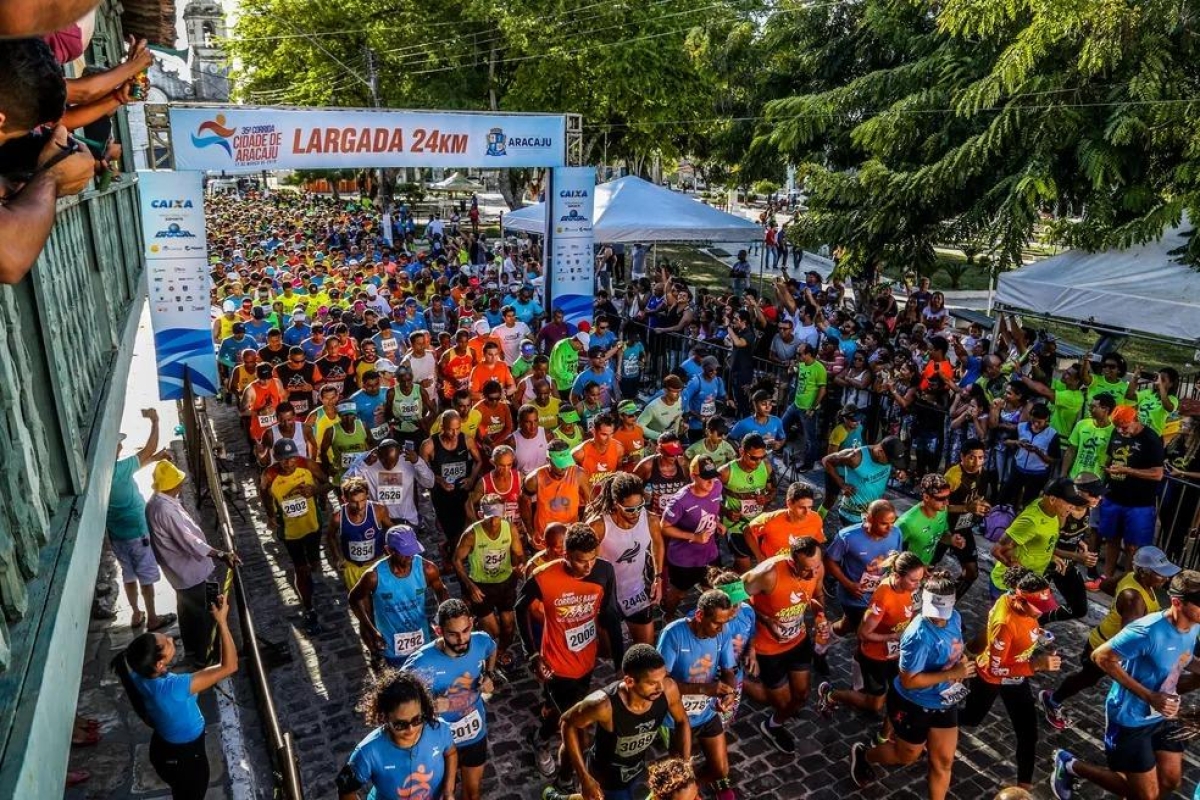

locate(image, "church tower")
(183, 1), (230, 101)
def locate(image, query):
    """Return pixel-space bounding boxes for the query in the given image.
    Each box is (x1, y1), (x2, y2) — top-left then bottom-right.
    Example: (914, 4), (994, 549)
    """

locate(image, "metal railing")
(180, 383), (305, 800)
(1159, 473), (1200, 567)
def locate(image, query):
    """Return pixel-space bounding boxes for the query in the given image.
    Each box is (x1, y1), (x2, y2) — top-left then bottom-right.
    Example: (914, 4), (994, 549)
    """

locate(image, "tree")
(760, 0), (1200, 276)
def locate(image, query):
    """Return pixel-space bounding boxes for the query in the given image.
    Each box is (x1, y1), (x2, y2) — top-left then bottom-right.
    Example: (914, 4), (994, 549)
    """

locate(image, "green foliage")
(758, 0), (1200, 273)
(752, 179), (781, 196)
(396, 182), (426, 206)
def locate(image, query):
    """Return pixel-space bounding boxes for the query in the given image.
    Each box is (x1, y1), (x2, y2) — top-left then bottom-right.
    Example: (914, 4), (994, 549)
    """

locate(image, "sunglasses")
(619, 502), (646, 514)
(928, 493), (952, 502)
(744, 453), (766, 462)
(386, 713), (425, 732)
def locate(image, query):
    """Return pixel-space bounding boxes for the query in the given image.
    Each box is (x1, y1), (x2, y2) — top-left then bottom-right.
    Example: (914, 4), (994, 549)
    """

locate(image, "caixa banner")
(169, 106), (567, 172)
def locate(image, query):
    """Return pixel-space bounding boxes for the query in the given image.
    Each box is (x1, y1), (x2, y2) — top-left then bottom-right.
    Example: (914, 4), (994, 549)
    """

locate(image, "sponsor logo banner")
(546, 167), (596, 326)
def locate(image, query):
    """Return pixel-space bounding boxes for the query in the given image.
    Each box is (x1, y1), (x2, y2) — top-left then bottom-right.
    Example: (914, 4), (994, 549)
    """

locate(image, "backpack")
(983, 504), (1017, 543)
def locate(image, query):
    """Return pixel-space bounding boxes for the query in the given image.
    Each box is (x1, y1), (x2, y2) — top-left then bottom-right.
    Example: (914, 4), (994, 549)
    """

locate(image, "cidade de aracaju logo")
(486, 127), (553, 157)
(191, 113), (282, 166)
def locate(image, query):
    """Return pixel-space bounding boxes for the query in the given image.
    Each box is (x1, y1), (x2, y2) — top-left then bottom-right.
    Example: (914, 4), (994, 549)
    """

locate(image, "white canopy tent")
(430, 171), (484, 192)
(995, 222), (1200, 345)
(501, 175), (761, 242)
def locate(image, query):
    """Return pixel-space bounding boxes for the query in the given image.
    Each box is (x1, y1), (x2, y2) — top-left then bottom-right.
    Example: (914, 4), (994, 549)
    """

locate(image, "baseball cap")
(255, 364), (274, 379)
(336, 402), (357, 415)
(840, 402), (860, 418)
(1133, 546), (1181, 578)
(659, 434), (684, 457)
(691, 455), (720, 479)
(1015, 586), (1059, 614)
(573, 331), (590, 349)
(223, 299), (237, 313)
(1074, 473), (1106, 497)
(377, 438), (400, 451)
(559, 409), (581, 423)
(385, 524), (424, 556)
(231, 322), (246, 334)
(272, 438), (300, 460)
(375, 358), (398, 374)
(472, 319), (491, 335)
(701, 356), (720, 370)
(1044, 477), (1088, 506)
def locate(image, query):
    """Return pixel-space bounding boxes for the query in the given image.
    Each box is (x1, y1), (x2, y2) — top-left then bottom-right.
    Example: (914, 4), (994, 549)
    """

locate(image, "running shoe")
(302, 609), (320, 634)
(1051, 749), (1076, 800)
(541, 788), (569, 800)
(758, 718), (796, 754)
(1084, 575), (1105, 592)
(1039, 689), (1071, 730)
(529, 730), (557, 777)
(850, 741), (876, 787)
(816, 681), (836, 718)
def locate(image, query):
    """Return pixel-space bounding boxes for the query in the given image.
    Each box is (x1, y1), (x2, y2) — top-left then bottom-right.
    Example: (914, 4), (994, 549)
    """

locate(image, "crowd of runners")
(198, 189), (1200, 800)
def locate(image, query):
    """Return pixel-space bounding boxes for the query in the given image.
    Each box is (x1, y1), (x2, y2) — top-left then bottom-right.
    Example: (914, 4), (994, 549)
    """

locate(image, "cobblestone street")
(207, 401), (1200, 800)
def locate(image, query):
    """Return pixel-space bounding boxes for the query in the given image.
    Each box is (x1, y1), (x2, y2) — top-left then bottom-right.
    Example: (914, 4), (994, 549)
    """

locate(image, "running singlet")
(481, 468), (521, 523)
(975, 594), (1039, 684)
(722, 459), (769, 537)
(340, 504), (383, 565)
(346, 722), (452, 800)
(860, 581), (917, 661)
(897, 504), (949, 566)
(589, 682), (669, 790)
(330, 420), (369, 480)
(466, 520), (514, 584)
(658, 617), (736, 727)
(553, 426), (584, 450)
(524, 560), (612, 680)
(270, 467), (320, 540)
(441, 350), (474, 399)
(893, 611), (967, 709)
(247, 381), (286, 441)
(372, 555), (433, 661)
(599, 511), (654, 617)
(266, 422), (306, 466)
(578, 440), (621, 485)
(275, 362), (316, 416)
(838, 448), (892, 523)
(390, 384), (424, 433)
(1090, 572), (1161, 648)
(403, 632), (497, 747)
(748, 508), (825, 558)
(644, 458), (690, 518)
(513, 428), (549, 474)
(352, 389), (390, 440)
(430, 434), (473, 489)
(533, 467), (583, 544)
(749, 556), (821, 656)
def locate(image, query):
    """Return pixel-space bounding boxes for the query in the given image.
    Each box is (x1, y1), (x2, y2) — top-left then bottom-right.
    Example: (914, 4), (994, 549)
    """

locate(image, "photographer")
(0, 38), (95, 283)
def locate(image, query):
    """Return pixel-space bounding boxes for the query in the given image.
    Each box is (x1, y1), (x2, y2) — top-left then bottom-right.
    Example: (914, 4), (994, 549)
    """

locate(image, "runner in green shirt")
(684, 416), (737, 467)
(1125, 365), (1180, 436)
(549, 331), (589, 395)
(1019, 364), (1087, 438)
(897, 474), (956, 565)
(990, 478), (1087, 591)
(1062, 393), (1115, 479)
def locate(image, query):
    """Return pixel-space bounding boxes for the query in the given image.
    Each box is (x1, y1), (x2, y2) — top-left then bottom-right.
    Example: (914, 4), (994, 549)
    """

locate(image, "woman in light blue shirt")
(112, 595), (239, 800)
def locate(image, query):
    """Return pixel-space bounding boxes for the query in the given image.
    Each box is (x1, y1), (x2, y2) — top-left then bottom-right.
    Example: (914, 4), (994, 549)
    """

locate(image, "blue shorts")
(1096, 500), (1157, 547)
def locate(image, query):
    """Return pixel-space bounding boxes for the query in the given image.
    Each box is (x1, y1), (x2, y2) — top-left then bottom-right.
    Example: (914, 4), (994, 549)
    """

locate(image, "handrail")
(182, 383), (305, 800)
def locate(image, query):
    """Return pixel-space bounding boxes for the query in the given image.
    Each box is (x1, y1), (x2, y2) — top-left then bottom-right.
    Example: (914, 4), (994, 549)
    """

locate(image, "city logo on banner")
(191, 113), (282, 168)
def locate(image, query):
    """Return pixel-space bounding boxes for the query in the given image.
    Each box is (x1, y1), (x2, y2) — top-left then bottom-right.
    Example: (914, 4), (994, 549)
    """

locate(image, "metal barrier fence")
(179, 383), (305, 800)
(1159, 474), (1200, 568)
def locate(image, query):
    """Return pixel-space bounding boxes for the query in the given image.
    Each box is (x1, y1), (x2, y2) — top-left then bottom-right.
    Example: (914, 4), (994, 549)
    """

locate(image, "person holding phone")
(111, 594), (239, 800)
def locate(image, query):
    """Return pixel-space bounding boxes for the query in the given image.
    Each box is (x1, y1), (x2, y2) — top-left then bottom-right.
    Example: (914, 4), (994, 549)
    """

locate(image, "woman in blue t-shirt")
(112, 594), (239, 800)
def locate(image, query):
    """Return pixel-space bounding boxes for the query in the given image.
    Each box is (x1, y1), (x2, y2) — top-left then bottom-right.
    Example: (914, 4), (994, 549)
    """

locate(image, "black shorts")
(283, 531), (322, 567)
(887, 690), (958, 746)
(457, 736), (489, 769)
(544, 672), (594, 716)
(932, 529), (978, 565)
(855, 649), (899, 697)
(468, 575), (518, 618)
(691, 714), (724, 740)
(756, 636), (814, 690)
(728, 533), (753, 560)
(668, 560), (718, 593)
(1104, 719), (1185, 774)
(840, 605), (867, 632)
(624, 606), (654, 625)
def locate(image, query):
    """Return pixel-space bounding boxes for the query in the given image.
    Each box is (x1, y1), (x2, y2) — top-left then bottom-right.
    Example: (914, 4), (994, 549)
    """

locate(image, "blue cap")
(385, 525), (423, 556)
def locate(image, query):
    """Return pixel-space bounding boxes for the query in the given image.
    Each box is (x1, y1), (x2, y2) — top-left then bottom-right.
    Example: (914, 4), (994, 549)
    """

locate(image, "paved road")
(208, 400), (1198, 800)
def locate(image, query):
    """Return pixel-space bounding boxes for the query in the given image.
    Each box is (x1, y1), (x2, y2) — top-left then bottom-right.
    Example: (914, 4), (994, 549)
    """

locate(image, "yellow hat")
(152, 460), (186, 492)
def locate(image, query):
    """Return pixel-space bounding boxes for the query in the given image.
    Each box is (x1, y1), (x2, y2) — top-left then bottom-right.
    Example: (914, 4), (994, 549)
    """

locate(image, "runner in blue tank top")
(403, 599), (499, 800)
(349, 525), (449, 667)
(822, 437), (905, 524)
(327, 476), (394, 591)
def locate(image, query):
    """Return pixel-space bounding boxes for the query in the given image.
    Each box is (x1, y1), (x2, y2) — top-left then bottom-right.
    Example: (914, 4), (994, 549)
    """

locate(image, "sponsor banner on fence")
(546, 167), (596, 326)
(138, 170), (220, 400)
(169, 106), (566, 172)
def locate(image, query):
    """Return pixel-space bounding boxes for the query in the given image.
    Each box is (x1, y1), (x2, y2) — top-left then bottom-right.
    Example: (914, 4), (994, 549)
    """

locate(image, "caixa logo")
(150, 199), (195, 209)
(559, 189), (588, 198)
(155, 223), (197, 239)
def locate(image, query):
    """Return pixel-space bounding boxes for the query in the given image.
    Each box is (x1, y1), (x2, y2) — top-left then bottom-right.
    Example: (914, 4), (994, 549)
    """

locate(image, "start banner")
(169, 106), (566, 172)
(137, 170), (220, 401)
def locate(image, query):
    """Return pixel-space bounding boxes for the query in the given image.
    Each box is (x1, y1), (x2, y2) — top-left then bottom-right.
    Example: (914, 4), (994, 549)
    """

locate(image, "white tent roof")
(430, 171), (484, 192)
(501, 175), (761, 243)
(995, 222), (1200, 344)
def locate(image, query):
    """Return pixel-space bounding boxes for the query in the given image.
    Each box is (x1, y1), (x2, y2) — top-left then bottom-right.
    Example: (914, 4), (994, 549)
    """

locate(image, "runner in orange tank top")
(742, 536), (825, 754)
(522, 441), (591, 550)
(573, 414), (625, 486)
(746, 483), (825, 564)
(439, 330), (476, 401)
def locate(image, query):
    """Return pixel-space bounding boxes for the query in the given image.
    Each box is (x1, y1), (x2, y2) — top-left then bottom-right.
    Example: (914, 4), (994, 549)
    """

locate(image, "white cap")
(472, 318), (491, 335)
(223, 299), (237, 313)
(574, 330), (590, 349)
(375, 358), (398, 373)
(921, 589), (955, 620)
(366, 284), (378, 296)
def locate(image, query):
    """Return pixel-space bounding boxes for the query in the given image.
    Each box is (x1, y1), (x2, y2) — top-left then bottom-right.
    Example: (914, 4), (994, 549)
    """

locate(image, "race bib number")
(682, 694), (712, 717)
(565, 619), (596, 652)
(281, 496), (309, 518)
(700, 399), (716, 417)
(441, 462), (467, 482)
(393, 629), (425, 656)
(378, 483), (405, 504)
(483, 549), (506, 575)
(620, 589), (649, 615)
(290, 399), (309, 415)
(741, 498), (762, 517)
(380, 338), (398, 354)
(340, 452), (358, 468)
(886, 639), (900, 658)
(449, 708), (483, 744)
(398, 401), (419, 420)
(371, 423), (390, 439)
(776, 618), (804, 643)
(347, 539), (376, 562)
(939, 681), (969, 707)
(614, 731), (657, 758)
(622, 358), (640, 377)
(859, 572), (883, 595)
(257, 412), (278, 428)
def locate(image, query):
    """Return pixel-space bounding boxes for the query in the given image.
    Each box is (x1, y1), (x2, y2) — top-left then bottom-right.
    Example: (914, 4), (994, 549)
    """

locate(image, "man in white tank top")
(255, 402), (307, 467)
(401, 330), (438, 392)
(511, 404), (550, 474)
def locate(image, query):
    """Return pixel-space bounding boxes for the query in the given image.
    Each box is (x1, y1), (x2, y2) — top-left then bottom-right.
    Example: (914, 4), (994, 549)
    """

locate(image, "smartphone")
(403, 440), (415, 453)
(204, 580), (220, 608)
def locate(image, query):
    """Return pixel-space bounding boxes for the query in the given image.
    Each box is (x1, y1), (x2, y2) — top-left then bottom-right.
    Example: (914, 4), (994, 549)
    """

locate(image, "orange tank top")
(532, 560), (605, 679)
(533, 467), (583, 547)
(860, 580), (917, 661)
(976, 594), (1040, 684)
(750, 556), (821, 656)
(442, 351), (474, 398)
(247, 382), (287, 440)
(578, 440), (621, 485)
